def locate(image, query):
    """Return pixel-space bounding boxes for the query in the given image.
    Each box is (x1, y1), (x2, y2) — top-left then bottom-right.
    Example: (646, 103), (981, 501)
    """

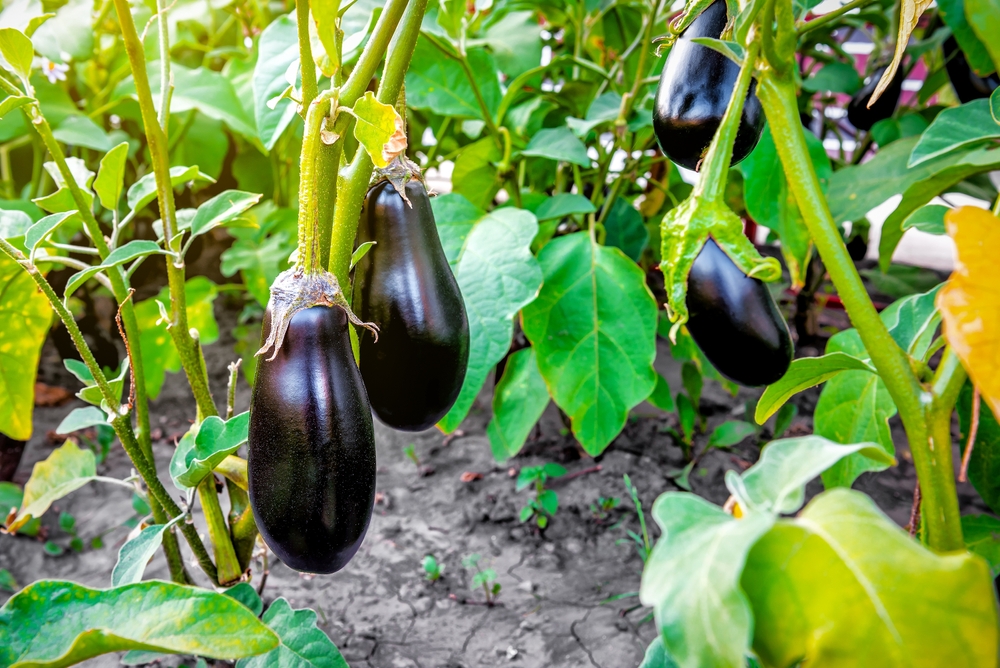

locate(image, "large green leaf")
(30, 0), (91, 61)
(486, 347), (550, 462)
(739, 125), (830, 286)
(966, 0), (1000, 73)
(169, 412), (250, 489)
(236, 598), (348, 668)
(958, 382), (1000, 515)
(111, 517), (183, 586)
(743, 489), (998, 668)
(938, 0), (995, 76)
(963, 514), (1000, 577)
(7, 440), (95, 532)
(252, 16), (299, 151)
(51, 115), (113, 152)
(640, 493), (775, 668)
(603, 197), (648, 262)
(451, 137), (502, 209)
(755, 352), (876, 424)
(135, 277), (220, 399)
(93, 142), (129, 211)
(0, 251), (50, 440)
(815, 330), (896, 489)
(909, 100), (1000, 166)
(405, 37), (501, 120)
(0, 580), (279, 666)
(189, 190), (262, 238)
(521, 126), (591, 166)
(522, 232), (658, 454)
(432, 196), (542, 432)
(126, 165), (214, 213)
(476, 10), (543, 78)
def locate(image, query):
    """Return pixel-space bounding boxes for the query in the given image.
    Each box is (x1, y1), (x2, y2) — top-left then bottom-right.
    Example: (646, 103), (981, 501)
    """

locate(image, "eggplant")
(847, 65), (905, 132)
(354, 179), (470, 431)
(652, 0), (766, 171)
(686, 239), (793, 386)
(943, 36), (999, 104)
(248, 305), (376, 574)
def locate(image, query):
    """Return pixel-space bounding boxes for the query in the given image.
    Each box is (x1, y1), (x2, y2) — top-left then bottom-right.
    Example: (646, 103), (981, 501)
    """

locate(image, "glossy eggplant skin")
(653, 0), (765, 171)
(943, 37), (999, 104)
(354, 179), (470, 431)
(248, 306), (376, 574)
(685, 239), (793, 387)
(847, 66), (904, 132)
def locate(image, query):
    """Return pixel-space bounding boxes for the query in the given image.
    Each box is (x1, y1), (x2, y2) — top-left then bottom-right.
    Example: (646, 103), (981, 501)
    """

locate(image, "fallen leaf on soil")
(33, 383), (73, 407)
(460, 471), (483, 483)
(939, 206), (1000, 419)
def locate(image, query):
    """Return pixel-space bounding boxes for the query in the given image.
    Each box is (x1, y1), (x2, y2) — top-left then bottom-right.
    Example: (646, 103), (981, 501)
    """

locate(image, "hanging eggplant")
(847, 65), (905, 132)
(354, 178), (470, 431)
(653, 0), (766, 171)
(943, 36), (999, 104)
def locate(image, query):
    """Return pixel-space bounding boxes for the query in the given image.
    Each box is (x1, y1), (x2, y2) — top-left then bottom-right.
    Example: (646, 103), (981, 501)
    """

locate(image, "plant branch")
(296, 0), (319, 109)
(798, 0), (877, 35)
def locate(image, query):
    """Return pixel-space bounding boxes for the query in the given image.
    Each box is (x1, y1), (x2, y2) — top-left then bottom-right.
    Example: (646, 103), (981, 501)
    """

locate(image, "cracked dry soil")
(0, 298), (989, 668)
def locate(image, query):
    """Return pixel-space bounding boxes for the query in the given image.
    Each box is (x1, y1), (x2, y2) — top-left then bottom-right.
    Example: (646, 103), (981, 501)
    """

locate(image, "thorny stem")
(297, 93), (336, 272)
(758, 62), (963, 552)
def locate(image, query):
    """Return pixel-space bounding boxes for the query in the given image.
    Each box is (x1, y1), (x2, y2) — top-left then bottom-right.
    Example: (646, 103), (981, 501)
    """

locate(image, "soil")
(0, 296), (989, 668)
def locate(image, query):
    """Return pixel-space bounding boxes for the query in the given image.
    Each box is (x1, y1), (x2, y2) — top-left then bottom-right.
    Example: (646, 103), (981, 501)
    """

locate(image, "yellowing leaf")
(939, 206), (1000, 419)
(869, 0), (933, 106)
(351, 91), (405, 169)
(8, 440), (95, 532)
(310, 1), (339, 78)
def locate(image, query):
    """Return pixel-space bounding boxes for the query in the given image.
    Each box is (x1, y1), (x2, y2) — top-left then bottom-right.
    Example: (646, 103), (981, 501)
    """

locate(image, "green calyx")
(659, 197), (781, 338)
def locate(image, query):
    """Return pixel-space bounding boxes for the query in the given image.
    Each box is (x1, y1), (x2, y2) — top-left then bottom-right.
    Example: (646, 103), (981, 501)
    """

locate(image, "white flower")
(35, 57), (69, 84)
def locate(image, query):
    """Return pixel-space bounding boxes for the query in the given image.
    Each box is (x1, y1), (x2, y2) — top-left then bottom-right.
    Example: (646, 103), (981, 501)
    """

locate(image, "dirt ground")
(0, 297), (990, 668)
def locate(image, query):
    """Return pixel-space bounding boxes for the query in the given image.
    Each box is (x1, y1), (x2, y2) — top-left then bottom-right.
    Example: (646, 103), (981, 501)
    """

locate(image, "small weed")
(590, 496), (621, 521)
(463, 553), (500, 605)
(422, 554), (441, 581)
(615, 475), (652, 562)
(403, 444), (420, 467)
(516, 462), (566, 529)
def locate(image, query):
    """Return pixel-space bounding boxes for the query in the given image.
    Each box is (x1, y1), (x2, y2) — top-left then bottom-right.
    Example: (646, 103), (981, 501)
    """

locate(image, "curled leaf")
(868, 0), (933, 107)
(256, 268), (378, 361)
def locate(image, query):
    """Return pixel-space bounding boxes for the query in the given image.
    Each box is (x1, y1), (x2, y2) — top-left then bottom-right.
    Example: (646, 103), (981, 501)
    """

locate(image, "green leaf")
(190, 190), (262, 238)
(861, 263), (943, 299)
(253, 16), (300, 151)
(24, 211), (75, 254)
(8, 440), (95, 532)
(639, 636), (680, 668)
(728, 436), (889, 515)
(565, 92), (622, 137)
(521, 126), (591, 166)
(55, 406), (107, 435)
(486, 347), (549, 462)
(52, 115), (113, 152)
(0, 251), (50, 441)
(451, 137), (501, 209)
(135, 277), (219, 399)
(434, 197), (542, 432)
(436, 0), (465, 37)
(538, 488), (558, 516)
(707, 421), (756, 449)
(938, 0), (996, 76)
(963, 514), (1000, 577)
(902, 203), (948, 235)
(739, 125), (830, 286)
(0, 95), (31, 119)
(533, 193), (595, 221)
(224, 582), (264, 616)
(0, 482), (39, 537)
(647, 374), (675, 412)
(30, 0), (92, 62)
(221, 230), (293, 307)
(126, 165), (214, 213)
(111, 517), (183, 586)
(0, 580), (279, 666)
(966, 0), (1000, 74)
(0, 568), (17, 593)
(815, 330), (897, 489)
(772, 402), (797, 438)
(802, 60), (862, 94)
(676, 393), (696, 445)
(405, 37), (501, 120)
(63, 240), (166, 298)
(75, 358), (128, 408)
(603, 197), (648, 262)
(474, 10), (543, 79)
(32, 187), (90, 216)
(350, 240), (376, 269)
(909, 100), (1000, 166)
(351, 91), (402, 169)
(0, 28), (33, 82)
(958, 382), (1000, 515)
(880, 284), (943, 358)
(311, 0), (339, 77)
(522, 232), (658, 455)
(0, 208), (33, 239)
(93, 142), (130, 211)
(640, 493), (775, 668)
(236, 598), (348, 668)
(743, 488), (998, 668)
(992, 87), (1000, 124)
(755, 352), (876, 424)
(169, 412), (250, 489)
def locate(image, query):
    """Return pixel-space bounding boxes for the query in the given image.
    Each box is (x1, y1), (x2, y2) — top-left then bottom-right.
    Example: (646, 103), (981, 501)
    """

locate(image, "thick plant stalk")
(757, 64), (963, 551)
(329, 0), (428, 288)
(296, 0), (318, 109)
(198, 477), (243, 584)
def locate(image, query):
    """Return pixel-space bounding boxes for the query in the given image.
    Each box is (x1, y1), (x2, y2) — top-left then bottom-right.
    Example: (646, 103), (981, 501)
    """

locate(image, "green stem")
(112, 0), (218, 420)
(198, 476), (243, 584)
(797, 0), (877, 35)
(227, 480), (257, 571)
(296, 0), (318, 109)
(758, 67), (963, 552)
(328, 0), (427, 288)
(695, 42), (760, 202)
(316, 141), (343, 269)
(296, 93), (334, 272)
(0, 238), (218, 582)
(156, 0), (171, 130)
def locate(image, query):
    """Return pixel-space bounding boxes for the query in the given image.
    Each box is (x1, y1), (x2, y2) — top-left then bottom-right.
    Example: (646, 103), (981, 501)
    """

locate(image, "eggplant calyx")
(370, 155), (429, 207)
(659, 197), (781, 340)
(256, 268), (379, 361)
